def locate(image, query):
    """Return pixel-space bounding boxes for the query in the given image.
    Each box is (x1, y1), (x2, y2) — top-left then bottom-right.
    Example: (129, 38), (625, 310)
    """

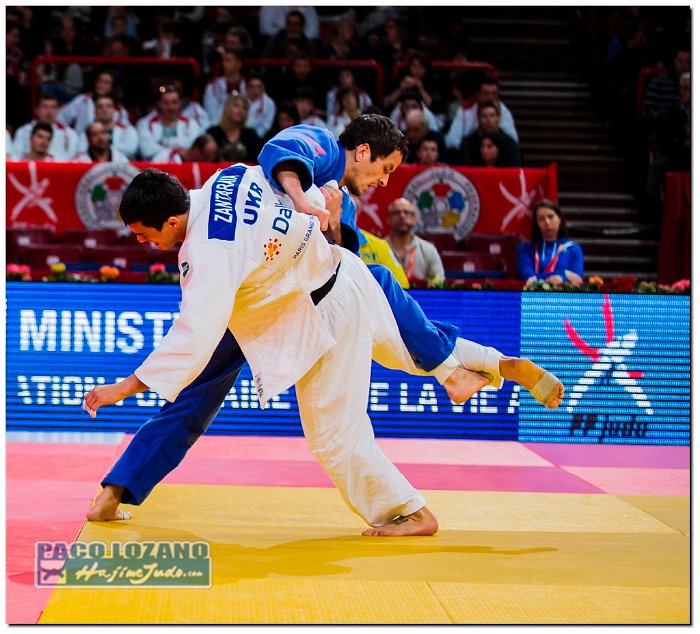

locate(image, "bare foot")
(443, 367), (490, 404)
(86, 485), (131, 521)
(362, 507), (438, 537)
(499, 357), (565, 408)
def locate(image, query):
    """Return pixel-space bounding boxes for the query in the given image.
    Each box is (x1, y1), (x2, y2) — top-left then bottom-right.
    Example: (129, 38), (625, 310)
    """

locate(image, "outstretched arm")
(84, 374), (149, 413)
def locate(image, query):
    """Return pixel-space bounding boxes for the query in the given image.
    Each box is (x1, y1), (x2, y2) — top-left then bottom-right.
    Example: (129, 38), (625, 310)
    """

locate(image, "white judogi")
(135, 112), (202, 160)
(57, 92), (130, 134)
(445, 100), (519, 149)
(135, 165), (431, 525)
(12, 120), (81, 161)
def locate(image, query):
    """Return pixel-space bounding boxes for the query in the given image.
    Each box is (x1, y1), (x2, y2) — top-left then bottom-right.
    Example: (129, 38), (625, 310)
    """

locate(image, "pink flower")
(7, 264), (20, 274)
(671, 279), (690, 291)
(149, 263), (166, 273)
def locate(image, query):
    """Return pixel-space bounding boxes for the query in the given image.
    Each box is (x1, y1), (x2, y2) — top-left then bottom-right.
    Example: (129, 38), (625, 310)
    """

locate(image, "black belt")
(311, 261), (341, 305)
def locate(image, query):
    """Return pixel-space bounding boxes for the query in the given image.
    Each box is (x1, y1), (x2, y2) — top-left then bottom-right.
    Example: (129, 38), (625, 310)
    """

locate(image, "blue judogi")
(104, 125), (458, 505)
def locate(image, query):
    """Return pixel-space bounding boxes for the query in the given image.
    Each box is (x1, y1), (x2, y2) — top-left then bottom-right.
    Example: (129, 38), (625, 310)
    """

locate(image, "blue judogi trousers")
(103, 265), (458, 504)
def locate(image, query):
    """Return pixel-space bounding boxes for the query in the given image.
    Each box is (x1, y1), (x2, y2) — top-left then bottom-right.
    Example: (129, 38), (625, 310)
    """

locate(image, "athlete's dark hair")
(530, 198), (568, 244)
(339, 113), (408, 161)
(119, 169), (189, 229)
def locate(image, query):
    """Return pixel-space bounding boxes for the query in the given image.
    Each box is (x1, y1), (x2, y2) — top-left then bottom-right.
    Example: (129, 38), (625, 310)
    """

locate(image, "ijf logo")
(402, 167), (479, 240)
(564, 294), (653, 442)
(75, 162), (140, 230)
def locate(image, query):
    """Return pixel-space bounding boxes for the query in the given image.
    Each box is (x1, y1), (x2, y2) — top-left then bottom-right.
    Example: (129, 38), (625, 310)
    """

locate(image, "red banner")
(7, 161), (557, 240)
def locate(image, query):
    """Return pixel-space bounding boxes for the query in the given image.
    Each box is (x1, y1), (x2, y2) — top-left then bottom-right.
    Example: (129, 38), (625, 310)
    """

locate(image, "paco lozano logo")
(564, 294), (653, 442)
(264, 238), (281, 261)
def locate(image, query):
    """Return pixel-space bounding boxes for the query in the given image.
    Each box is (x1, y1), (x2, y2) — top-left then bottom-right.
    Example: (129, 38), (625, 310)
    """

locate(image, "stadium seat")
(462, 233), (522, 277)
(417, 232), (461, 253)
(7, 228), (56, 263)
(22, 244), (87, 270)
(441, 250), (506, 279)
(89, 246), (154, 270)
(61, 228), (121, 249)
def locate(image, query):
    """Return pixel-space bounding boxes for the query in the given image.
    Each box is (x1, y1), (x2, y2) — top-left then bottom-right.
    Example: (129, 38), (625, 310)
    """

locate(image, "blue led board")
(520, 293), (690, 445)
(6, 283), (690, 444)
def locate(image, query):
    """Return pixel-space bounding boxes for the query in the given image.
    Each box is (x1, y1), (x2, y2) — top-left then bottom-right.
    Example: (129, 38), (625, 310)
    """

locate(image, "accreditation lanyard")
(404, 248), (417, 280)
(535, 241), (573, 274)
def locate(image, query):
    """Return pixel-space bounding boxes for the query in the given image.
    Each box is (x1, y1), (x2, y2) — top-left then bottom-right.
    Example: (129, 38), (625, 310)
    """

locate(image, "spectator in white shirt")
(136, 85), (202, 160)
(92, 94), (138, 159)
(327, 86), (362, 139)
(13, 93), (81, 160)
(72, 121), (129, 162)
(445, 73), (518, 150)
(389, 89), (439, 133)
(244, 74), (276, 139)
(203, 48), (247, 125)
(326, 67), (373, 119)
(259, 6), (319, 41)
(16, 123), (56, 161)
(151, 133), (218, 163)
(56, 69), (130, 134)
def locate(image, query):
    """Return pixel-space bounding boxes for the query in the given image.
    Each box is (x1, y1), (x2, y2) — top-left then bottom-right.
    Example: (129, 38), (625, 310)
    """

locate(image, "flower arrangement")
(99, 265), (120, 282)
(41, 261), (94, 283)
(147, 263), (179, 284)
(6, 263), (32, 281)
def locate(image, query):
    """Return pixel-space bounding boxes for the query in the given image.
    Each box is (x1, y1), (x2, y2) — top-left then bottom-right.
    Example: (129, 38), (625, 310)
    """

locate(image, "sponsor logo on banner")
(402, 167), (480, 240)
(75, 163), (141, 230)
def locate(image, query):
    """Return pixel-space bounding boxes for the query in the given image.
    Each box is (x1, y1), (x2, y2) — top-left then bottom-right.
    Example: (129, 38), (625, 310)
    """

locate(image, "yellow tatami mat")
(39, 484), (689, 624)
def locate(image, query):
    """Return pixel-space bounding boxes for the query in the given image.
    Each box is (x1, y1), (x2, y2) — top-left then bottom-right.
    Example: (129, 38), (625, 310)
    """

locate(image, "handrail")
(392, 60), (499, 82)
(29, 55), (203, 107)
(242, 58), (385, 106)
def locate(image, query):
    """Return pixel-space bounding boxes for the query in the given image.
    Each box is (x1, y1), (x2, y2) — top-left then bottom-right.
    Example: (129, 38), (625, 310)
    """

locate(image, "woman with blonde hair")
(206, 92), (262, 162)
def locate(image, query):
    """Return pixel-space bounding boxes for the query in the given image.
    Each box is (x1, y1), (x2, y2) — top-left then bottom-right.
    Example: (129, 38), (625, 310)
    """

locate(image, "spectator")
(206, 94), (262, 163)
(103, 8), (140, 53)
(445, 73), (519, 151)
(203, 48), (247, 125)
(259, 6), (319, 42)
(141, 18), (189, 59)
(72, 121), (129, 163)
(385, 51), (441, 112)
(516, 199), (584, 286)
(6, 129), (15, 159)
(359, 229), (410, 289)
(151, 133), (218, 163)
(364, 16), (409, 76)
(262, 10), (317, 58)
(390, 89), (439, 133)
(200, 8), (235, 75)
(263, 102), (300, 142)
(12, 93), (81, 160)
(458, 101), (522, 167)
(293, 87), (327, 129)
(92, 93), (138, 159)
(318, 18), (363, 60)
(6, 21), (28, 131)
(325, 67), (373, 119)
(245, 74), (277, 139)
(415, 135), (444, 166)
(136, 84), (202, 160)
(642, 42), (691, 130)
(272, 52), (326, 107)
(384, 197), (445, 286)
(678, 71), (690, 116)
(403, 109), (446, 164)
(57, 69), (130, 134)
(16, 122), (55, 161)
(327, 86), (362, 139)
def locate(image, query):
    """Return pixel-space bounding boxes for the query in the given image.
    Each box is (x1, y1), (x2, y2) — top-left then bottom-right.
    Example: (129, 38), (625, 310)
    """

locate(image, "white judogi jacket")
(57, 92), (131, 134)
(12, 120), (81, 161)
(135, 165), (339, 407)
(136, 112), (202, 160)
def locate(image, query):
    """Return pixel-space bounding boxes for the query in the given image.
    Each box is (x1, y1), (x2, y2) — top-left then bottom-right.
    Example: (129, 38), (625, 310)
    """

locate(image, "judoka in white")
(85, 166), (460, 535)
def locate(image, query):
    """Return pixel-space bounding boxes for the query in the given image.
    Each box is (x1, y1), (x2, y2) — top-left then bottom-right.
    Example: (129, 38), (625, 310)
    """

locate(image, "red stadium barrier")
(392, 60), (499, 82)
